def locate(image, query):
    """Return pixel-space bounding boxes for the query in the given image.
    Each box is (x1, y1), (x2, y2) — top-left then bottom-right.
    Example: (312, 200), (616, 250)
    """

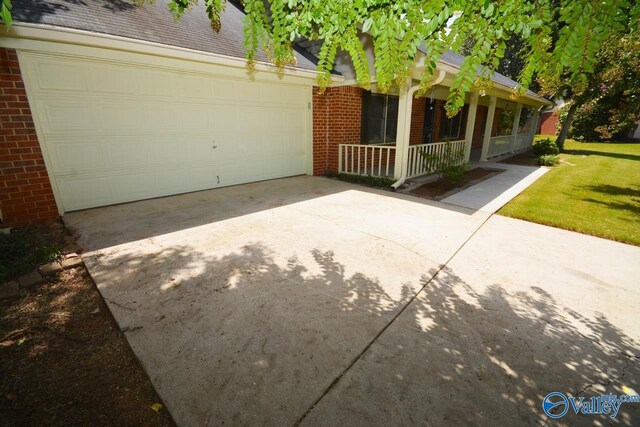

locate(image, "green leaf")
(362, 17), (373, 33)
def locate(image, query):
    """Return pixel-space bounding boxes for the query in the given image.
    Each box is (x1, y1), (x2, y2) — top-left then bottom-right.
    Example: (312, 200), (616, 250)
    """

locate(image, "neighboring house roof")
(11, 0), (319, 71)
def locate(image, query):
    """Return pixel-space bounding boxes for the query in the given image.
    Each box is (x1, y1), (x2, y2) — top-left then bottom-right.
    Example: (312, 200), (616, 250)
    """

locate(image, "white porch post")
(480, 95), (497, 162)
(511, 103), (523, 136)
(510, 102), (523, 152)
(393, 80), (413, 179)
(463, 92), (479, 163)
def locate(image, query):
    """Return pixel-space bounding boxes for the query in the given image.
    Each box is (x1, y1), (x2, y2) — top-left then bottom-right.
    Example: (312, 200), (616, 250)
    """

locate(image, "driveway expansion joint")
(294, 211), (496, 425)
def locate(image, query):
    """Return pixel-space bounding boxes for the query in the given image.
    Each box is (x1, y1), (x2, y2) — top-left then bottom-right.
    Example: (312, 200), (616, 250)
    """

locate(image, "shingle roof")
(438, 50), (540, 98)
(11, 0), (319, 71)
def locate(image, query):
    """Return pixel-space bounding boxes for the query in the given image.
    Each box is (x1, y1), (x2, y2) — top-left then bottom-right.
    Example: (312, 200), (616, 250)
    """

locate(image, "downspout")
(391, 70), (446, 190)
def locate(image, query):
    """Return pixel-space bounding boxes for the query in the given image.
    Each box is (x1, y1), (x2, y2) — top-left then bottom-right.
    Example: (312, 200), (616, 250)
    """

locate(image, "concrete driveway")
(65, 176), (640, 426)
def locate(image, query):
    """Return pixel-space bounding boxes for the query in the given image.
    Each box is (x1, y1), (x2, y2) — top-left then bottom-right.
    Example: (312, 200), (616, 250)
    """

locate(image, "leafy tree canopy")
(2, 0), (639, 117)
(568, 35), (640, 141)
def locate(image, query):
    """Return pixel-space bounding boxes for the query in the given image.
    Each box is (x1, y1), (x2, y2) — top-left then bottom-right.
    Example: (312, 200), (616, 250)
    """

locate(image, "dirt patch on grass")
(0, 220), (175, 426)
(410, 168), (504, 200)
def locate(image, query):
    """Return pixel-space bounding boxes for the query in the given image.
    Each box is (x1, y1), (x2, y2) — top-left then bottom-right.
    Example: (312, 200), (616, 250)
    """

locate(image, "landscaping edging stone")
(1, 253), (85, 299)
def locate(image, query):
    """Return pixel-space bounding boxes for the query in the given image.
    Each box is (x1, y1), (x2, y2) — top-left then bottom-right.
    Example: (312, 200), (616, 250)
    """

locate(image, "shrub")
(442, 163), (467, 185)
(538, 154), (560, 166)
(419, 140), (468, 185)
(532, 138), (560, 156)
(0, 230), (61, 282)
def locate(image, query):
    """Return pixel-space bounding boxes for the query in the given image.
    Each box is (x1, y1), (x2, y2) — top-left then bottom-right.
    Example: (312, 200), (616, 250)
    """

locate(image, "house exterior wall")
(0, 48), (58, 227)
(312, 86), (363, 175)
(312, 86), (426, 175)
(472, 106), (487, 148)
(539, 111), (558, 135)
(491, 107), (502, 137)
(409, 97), (425, 145)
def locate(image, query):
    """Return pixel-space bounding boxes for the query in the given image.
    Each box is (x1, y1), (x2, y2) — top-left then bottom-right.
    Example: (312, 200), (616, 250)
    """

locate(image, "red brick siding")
(491, 107), (502, 137)
(431, 100), (445, 142)
(312, 86), (363, 174)
(539, 111), (558, 135)
(313, 87), (426, 174)
(0, 48), (58, 227)
(409, 97), (425, 145)
(472, 106), (487, 148)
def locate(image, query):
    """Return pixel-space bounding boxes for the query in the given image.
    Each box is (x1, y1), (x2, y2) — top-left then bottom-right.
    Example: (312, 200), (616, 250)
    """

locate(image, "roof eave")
(1, 22), (344, 82)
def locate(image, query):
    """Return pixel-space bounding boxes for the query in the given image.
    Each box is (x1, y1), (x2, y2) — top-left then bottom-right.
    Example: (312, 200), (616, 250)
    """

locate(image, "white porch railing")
(514, 133), (534, 151)
(406, 140), (466, 179)
(487, 133), (534, 158)
(338, 144), (396, 177)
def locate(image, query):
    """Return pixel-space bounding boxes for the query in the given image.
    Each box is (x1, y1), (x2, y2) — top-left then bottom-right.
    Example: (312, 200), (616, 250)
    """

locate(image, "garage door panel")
(107, 139), (150, 168)
(52, 142), (105, 172)
(136, 69), (177, 97)
(22, 51), (309, 212)
(259, 84), (285, 104)
(32, 60), (89, 92)
(143, 105), (178, 131)
(100, 104), (145, 131)
(91, 64), (137, 94)
(151, 140), (191, 164)
(57, 175), (114, 211)
(180, 106), (213, 131)
(178, 74), (211, 100)
(210, 79), (236, 101)
(286, 86), (307, 104)
(285, 109), (306, 130)
(36, 100), (97, 133)
(111, 172), (160, 202)
(262, 109), (284, 131)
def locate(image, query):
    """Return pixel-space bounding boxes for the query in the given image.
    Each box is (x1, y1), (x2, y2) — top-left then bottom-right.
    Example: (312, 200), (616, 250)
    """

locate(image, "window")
(439, 107), (462, 139)
(495, 108), (515, 136)
(361, 92), (399, 144)
(518, 107), (535, 134)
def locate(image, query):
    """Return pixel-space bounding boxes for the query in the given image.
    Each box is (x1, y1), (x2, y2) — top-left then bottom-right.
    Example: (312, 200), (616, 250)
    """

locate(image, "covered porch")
(325, 44), (553, 183)
(337, 83), (542, 182)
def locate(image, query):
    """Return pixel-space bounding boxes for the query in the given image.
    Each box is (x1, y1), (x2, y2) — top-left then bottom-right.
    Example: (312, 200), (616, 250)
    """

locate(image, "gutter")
(0, 22), (344, 82)
(436, 61), (552, 107)
(391, 69), (446, 190)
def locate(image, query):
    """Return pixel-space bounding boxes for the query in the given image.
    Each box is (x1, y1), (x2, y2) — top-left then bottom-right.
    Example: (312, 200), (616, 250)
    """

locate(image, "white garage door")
(20, 51), (310, 212)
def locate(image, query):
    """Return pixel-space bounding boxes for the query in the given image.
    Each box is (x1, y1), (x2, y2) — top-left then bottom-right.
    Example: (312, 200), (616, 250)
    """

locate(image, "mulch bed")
(499, 151), (539, 166)
(0, 220), (175, 426)
(409, 167), (504, 200)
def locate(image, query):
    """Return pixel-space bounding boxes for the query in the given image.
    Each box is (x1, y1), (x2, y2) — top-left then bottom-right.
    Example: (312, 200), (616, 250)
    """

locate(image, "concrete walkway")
(65, 176), (640, 426)
(441, 162), (548, 213)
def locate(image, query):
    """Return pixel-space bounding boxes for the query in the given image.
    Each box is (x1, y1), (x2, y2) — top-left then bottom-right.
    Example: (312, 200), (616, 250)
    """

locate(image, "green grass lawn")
(499, 138), (640, 246)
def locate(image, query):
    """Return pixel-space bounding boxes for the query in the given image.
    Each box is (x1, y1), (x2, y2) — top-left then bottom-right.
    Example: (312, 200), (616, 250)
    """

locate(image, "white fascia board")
(435, 62), (551, 107)
(0, 23), (343, 84)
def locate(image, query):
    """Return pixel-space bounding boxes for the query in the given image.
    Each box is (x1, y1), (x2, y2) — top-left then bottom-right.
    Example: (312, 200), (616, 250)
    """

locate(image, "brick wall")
(539, 111), (558, 135)
(312, 86), (363, 174)
(313, 87), (427, 174)
(472, 106), (487, 148)
(491, 107), (502, 137)
(409, 97), (425, 145)
(0, 48), (58, 227)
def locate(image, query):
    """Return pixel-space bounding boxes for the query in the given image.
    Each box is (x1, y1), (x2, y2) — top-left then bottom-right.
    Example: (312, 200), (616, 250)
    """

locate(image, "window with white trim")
(361, 92), (399, 144)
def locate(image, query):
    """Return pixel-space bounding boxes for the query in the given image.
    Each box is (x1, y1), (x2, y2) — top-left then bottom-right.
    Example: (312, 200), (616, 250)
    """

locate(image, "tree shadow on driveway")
(86, 242), (640, 426)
